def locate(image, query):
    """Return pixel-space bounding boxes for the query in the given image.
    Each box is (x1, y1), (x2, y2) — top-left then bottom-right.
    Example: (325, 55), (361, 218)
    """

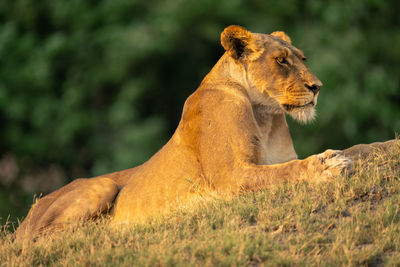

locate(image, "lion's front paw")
(308, 149), (353, 180)
(318, 149), (353, 175)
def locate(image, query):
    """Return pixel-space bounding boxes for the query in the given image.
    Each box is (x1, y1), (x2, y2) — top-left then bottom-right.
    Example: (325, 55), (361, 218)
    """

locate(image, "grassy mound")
(1, 144), (399, 266)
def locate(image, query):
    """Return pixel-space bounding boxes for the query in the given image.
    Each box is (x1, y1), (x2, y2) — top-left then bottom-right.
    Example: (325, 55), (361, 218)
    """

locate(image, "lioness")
(16, 25), (353, 239)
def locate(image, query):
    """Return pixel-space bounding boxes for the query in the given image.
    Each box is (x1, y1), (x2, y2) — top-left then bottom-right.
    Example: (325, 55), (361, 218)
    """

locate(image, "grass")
(1, 144), (400, 266)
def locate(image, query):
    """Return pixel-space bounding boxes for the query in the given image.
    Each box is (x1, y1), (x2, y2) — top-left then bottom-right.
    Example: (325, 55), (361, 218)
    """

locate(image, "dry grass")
(1, 144), (400, 266)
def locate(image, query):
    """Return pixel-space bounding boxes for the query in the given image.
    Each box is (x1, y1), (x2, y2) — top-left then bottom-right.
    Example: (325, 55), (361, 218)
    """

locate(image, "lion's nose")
(305, 84), (321, 95)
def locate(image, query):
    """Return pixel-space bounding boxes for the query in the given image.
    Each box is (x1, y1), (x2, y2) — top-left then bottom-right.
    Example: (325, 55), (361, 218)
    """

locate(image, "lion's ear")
(270, 31), (292, 44)
(221, 25), (260, 60)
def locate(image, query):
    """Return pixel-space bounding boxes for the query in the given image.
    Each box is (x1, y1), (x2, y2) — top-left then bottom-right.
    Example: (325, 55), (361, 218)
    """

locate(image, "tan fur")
(16, 25), (354, 239)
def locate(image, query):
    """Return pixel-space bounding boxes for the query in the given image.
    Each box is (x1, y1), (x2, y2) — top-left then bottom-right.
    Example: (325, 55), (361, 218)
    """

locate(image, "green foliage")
(0, 0), (399, 219)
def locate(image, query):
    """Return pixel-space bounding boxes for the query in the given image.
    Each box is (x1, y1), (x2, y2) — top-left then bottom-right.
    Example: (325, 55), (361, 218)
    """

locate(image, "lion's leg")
(238, 149), (352, 191)
(343, 139), (399, 161)
(15, 177), (119, 240)
(240, 140), (399, 191)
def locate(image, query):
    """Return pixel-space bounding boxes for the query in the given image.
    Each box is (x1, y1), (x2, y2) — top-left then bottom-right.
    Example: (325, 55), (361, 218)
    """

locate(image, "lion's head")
(221, 25), (322, 123)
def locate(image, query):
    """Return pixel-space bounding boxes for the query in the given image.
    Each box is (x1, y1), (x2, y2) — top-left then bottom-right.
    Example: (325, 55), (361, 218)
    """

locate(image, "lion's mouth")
(282, 101), (315, 112)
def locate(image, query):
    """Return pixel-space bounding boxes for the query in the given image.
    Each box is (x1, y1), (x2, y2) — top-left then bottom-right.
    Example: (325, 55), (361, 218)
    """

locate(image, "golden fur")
(16, 25), (355, 239)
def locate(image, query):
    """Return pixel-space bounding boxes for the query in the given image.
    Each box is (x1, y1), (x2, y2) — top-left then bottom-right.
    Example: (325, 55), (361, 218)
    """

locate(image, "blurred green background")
(0, 0), (399, 223)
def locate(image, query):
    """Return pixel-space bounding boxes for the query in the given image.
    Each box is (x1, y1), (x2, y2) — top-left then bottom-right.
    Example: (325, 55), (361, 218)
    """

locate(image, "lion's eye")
(276, 57), (289, 65)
